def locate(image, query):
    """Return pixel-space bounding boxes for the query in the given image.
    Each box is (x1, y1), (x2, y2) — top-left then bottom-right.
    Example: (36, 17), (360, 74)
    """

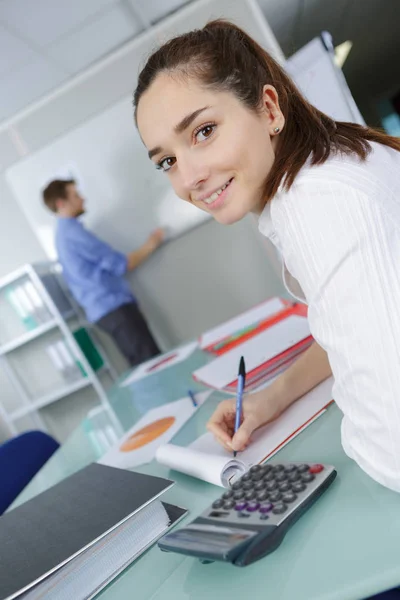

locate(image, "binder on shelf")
(23, 281), (51, 324)
(72, 327), (104, 374)
(0, 463), (187, 600)
(5, 286), (37, 331)
(55, 340), (83, 381)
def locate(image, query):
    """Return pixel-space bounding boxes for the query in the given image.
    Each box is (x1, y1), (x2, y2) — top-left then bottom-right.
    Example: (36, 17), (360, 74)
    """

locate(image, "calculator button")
(301, 473), (315, 483)
(272, 503), (288, 514)
(244, 490), (256, 501)
(278, 482), (291, 493)
(250, 465), (262, 473)
(251, 471), (264, 481)
(234, 502), (248, 511)
(246, 502), (260, 512)
(273, 464), (285, 472)
(222, 490), (233, 500)
(259, 502), (273, 513)
(283, 464), (297, 473)
(259, 514), (270, 520)
(254, 480), (266, 491)
(260, 465), (272, 475)
(266, 481), (277, 491)
(275, 471), (287, 482)
(297, 464), (310, 473)
(269, 491), (282, 503)
(241, 472), (252, 481)
(212, 499), (224, 509)
(310, 464), (324, 474)
(256, 490), (269, 502)
(232, 481), (243, 490)
(223, 500), (235, 510)
(282, 492), (297, 503)
(233, 490), (245, 500)
(243, 481), (254, 491)
(288, 472), (300, 482)
(264, 471), (276, 482)
(292, 482), (306, 493)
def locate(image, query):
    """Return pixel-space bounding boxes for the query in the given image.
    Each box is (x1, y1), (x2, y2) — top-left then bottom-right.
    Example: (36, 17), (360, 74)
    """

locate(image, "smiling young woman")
(133, 19), (400, 496)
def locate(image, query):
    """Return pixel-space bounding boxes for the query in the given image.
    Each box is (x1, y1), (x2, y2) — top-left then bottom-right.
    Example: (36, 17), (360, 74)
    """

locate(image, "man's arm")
(126, 228), (164, 271)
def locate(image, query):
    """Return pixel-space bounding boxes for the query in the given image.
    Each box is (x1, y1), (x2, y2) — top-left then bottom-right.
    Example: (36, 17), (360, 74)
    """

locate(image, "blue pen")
(188, 389), (198, 407)
(233, 356), (246, 458)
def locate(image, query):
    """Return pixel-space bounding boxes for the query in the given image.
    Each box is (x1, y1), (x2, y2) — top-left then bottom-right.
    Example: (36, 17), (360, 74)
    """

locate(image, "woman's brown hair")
(134, 19), (400, 201)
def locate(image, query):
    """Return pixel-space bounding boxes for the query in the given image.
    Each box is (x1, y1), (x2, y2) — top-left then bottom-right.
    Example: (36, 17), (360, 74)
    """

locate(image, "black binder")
(0, 463), (180, 600)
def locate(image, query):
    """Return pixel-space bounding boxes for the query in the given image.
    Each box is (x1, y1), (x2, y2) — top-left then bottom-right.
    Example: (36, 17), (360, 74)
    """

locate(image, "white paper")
(156, 377), (333, 487)
(199, 297), (286, 349)
(155, 445), (247, 487)
(21, 501), (170, 600)
(120, 341), (197, 386)
(98, 391), (211, 469)
(193, 315), (311, 390)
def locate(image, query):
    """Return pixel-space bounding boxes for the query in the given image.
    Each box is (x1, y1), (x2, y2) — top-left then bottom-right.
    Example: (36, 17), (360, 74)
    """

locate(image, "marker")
(233, 356), (246, 458)
(188, 389), (198, 407)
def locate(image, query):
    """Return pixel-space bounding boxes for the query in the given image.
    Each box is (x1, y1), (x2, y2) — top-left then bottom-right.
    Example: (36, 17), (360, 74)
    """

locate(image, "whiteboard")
(4, 0), (284, 261)
(5, 95), (211, 259)
(286, 34), (365, 125)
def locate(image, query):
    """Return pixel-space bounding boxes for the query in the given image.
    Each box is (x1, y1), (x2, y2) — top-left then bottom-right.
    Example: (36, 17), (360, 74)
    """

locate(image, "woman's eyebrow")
(174, 106), (210, 134)
(148, 106), (210, 160)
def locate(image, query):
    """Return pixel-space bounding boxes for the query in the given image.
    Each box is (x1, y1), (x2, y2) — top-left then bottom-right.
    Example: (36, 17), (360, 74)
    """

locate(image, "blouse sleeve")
(272, 177), (400, 491)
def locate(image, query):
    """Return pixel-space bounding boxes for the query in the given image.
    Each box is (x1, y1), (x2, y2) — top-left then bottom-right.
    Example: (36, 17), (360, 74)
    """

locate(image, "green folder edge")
(73, 327), (104, 376)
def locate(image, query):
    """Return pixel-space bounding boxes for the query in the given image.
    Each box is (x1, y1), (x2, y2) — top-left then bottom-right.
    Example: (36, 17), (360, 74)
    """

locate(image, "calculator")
(158, 461), (337, 566)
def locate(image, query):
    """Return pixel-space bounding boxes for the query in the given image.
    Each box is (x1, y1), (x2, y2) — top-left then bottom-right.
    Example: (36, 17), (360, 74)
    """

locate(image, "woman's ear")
(261, 85), (285, 135)
(55, 198), (65, 213)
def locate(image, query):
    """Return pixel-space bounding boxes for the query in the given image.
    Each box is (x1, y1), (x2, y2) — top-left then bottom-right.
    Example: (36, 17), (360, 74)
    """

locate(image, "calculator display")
(160, 523), (256, 559)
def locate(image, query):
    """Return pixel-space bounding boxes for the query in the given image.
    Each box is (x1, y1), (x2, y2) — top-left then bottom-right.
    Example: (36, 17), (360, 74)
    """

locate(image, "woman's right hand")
(206, 389), (286, 454)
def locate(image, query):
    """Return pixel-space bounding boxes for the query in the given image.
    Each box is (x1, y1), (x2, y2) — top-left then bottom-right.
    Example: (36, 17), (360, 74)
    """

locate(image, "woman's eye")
(156, 156), (176, 172)
(195, 124), (216, 143)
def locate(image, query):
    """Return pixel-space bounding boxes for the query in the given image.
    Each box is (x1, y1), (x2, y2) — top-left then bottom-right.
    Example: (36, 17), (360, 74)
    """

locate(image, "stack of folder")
(195, 299), (312, 392)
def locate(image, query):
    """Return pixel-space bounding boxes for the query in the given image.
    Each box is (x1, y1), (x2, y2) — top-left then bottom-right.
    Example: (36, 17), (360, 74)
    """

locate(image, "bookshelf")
(0, 262), (118, 435)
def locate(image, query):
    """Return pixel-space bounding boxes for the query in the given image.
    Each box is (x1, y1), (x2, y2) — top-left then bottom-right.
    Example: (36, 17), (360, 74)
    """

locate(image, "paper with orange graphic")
(98, 391), (211, 469)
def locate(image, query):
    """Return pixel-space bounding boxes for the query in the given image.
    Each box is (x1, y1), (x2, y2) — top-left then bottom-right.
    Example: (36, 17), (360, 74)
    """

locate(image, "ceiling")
(0, 0), (398, 125)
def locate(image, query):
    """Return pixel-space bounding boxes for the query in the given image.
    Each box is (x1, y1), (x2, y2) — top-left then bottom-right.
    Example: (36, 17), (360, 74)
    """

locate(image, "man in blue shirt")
(43, 179), (163, 366)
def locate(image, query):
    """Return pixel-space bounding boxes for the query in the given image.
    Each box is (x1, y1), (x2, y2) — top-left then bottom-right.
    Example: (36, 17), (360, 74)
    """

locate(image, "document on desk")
(98, 391), (212, 469)
(193, 315), (312, 392)
(120, 341), (198, 386)
(156, 377), (334, 487)
(199, 297), (288, 350)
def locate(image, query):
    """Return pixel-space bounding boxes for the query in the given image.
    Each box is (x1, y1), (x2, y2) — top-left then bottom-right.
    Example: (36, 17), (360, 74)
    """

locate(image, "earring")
(273, 127), (280, 133)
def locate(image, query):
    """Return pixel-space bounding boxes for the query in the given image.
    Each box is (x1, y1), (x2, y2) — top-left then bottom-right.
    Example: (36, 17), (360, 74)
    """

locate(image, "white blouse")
(259, 142), (400, 492)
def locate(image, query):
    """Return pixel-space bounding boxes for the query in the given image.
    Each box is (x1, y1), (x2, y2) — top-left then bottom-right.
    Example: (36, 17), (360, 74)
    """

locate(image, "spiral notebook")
(156, 378), (334, 487)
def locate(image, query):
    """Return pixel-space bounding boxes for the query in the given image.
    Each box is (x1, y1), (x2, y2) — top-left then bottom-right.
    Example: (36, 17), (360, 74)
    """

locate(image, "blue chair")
(0, 430), (59, 514)
(368, 592), (400, 599)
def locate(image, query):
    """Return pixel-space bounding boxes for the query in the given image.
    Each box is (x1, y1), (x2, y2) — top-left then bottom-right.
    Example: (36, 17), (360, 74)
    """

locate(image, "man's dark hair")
(42, 179), (75, 213)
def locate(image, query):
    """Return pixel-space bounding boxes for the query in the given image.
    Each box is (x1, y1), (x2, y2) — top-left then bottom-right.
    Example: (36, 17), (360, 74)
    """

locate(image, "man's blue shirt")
(55, 217), (135, 322)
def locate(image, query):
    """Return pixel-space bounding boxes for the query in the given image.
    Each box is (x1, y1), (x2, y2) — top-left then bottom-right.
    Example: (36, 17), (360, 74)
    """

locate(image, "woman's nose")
(179, 156), (210, 195)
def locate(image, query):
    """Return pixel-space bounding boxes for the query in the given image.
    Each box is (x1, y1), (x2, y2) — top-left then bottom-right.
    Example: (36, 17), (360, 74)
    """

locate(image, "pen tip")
(233, 450), (237, 458)
(238, 356), (246, 378)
